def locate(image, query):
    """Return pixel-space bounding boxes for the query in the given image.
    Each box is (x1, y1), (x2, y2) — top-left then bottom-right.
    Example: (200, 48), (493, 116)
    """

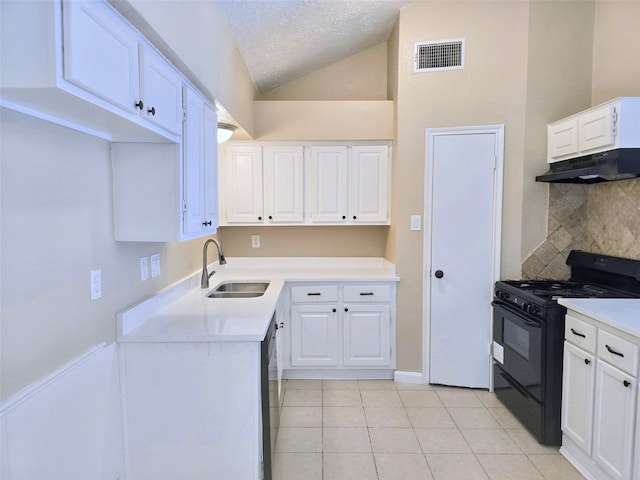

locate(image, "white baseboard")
(393, 371), (425, 384)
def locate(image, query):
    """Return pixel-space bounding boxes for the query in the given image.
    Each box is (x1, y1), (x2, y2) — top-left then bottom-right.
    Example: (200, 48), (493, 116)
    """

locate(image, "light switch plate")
(90, 269), (102, 300)
(251, 234), (260, 248)
(150, 254), (160, 278)
(139, 256), (149, 281)
(410, 215), (422, 231)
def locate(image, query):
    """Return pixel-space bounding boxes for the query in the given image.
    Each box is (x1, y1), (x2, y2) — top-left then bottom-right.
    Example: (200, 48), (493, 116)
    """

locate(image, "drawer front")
(597, 329), (639, 377)
(565, 314), (597, 353)
(291, 285), (338, 303)
(343, 285), (391, 302)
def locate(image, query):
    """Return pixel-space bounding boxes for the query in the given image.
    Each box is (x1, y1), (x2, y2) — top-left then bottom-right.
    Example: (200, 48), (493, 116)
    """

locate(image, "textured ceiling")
(215, 0), (412, 94)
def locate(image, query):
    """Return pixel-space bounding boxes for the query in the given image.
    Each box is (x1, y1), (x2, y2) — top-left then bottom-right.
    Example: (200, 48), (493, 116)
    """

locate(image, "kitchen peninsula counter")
(118, 257), (399, 343)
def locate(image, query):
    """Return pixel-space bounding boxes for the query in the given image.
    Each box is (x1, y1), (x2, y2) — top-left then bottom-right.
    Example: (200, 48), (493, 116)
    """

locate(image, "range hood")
(535, 148), (640, 184)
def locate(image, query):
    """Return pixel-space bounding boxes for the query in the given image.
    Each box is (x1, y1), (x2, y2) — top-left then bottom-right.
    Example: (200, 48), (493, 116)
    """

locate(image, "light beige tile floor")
(273, 379), (585, 480)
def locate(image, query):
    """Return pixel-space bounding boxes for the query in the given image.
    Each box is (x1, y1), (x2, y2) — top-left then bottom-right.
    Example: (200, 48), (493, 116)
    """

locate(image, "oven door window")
(504, 320), (530, 360)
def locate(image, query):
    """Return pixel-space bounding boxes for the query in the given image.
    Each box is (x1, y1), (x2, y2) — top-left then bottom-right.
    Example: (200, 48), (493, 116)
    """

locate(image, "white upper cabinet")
(547, 97), (640, 163)
(220, 143), (390, 226)
(350, 145), (389, 224)
(139, 44), (184, 135)
(63, 0), (184, 135)
(1, 0), (182, 142)
(62, 0), (140, 114)
(224, 145), (264, 224)
(263, 146), (304, 223)
(112, 86), (218, 242)
(182, 86), (218, 237)
(308, 146), (349, 223)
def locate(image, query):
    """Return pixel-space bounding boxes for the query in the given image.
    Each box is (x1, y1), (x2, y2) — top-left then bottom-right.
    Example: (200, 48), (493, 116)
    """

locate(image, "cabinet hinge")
(182, 109), (187, 122)
(612, 107), (618, 136)
(183, 202), (188, 213)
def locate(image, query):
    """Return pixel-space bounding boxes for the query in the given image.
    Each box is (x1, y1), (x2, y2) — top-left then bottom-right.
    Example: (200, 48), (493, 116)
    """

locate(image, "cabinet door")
(62, 0), (140, 114)
(183, 86), (206, 236)
(308, 146), (348, 223)
(579, 104), (616, 154)
(263, 146), (304, 223)
(592, 361), (637, 480)
(343, 304), (391, 366)
(547, 118), (579, 162)
(561, 342), (596, 453)
(140, 44), (184, 135)
(202, 103), (219, 233)
(225, 146), (264, 224)
(350, 146), (389, 223)
(290, 305), (338, 367)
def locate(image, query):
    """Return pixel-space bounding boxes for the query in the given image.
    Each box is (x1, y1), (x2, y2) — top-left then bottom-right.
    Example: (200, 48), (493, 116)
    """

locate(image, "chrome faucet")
(201, 238), (226, 288)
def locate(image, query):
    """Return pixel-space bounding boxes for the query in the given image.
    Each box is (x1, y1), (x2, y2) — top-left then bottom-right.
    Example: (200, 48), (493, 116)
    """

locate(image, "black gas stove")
(492, 250), (640, 445)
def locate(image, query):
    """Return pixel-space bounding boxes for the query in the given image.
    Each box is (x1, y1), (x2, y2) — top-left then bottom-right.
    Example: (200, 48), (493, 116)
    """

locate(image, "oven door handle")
(492, 301), (542, 328)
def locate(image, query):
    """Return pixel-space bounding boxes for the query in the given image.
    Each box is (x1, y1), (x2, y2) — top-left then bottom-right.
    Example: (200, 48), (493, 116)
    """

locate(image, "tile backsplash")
(522, 178), (640, 279)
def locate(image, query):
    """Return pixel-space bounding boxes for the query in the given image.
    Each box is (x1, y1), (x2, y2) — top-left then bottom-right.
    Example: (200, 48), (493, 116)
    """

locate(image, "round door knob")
(258, 216), (262, 221)
(268, 216), (273, 220)
(344, 308), (349, 312)
(332, 308), (337, 313)
(435, 270), (444, 278)
(147, 106), (156, 116)
(134, 100), (144, 110)
(584, 358), (591, 365)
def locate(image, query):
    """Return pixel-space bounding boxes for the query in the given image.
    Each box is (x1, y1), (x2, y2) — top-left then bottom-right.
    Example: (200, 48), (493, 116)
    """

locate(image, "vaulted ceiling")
(215, 0), (412, 94)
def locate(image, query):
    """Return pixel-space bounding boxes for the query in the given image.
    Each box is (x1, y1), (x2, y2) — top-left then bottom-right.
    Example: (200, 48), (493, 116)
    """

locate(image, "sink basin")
(206, 281), (270, 299)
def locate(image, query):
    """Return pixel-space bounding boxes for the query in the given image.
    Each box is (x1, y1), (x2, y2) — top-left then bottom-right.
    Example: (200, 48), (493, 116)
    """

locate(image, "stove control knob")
(497, 291), (510, 300)
(522, 303), (539, 315)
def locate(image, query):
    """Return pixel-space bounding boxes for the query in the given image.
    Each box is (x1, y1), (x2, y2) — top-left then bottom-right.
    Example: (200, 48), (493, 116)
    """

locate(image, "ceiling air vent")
(414, 38), (465, 73)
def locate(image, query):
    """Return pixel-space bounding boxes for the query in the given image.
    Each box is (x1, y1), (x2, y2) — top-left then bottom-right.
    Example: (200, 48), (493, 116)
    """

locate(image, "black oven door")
(492, 300), (544, 402)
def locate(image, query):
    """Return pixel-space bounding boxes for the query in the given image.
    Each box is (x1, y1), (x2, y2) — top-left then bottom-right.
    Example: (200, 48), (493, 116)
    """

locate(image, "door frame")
(421, 124), (504, 387)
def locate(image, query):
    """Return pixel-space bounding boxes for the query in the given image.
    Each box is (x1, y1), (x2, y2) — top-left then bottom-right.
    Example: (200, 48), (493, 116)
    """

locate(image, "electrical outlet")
(410, 215), (422, 231)
(139, 256), (149, 281)
(150, 254), (160, 278)
(90, 269), (102, 300)
(251, 234), (261, 248)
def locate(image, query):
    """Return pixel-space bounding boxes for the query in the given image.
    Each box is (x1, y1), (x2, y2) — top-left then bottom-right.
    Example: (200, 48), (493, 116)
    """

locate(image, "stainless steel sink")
(206, 281), (270, 299)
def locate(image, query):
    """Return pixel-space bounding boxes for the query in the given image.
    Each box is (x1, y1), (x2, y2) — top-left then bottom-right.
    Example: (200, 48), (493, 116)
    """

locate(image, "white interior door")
(424, 126), (503, 388)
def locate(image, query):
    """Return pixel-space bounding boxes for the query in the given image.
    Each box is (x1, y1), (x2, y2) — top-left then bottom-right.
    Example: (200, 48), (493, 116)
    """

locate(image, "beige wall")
(391, 1), (531, 372)
(258, 43), (388, 101)
(0, 111), (206, 400)
(591, 0), (640, 104)
(522, 1), (595, 259)
(220, 226), (389, 257)
(2, 0), (258, 401)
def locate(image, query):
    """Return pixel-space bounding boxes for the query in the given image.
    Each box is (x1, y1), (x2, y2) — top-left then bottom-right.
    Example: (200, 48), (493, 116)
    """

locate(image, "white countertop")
(558, 298), (640, 338)
(117, 257), (399, 343)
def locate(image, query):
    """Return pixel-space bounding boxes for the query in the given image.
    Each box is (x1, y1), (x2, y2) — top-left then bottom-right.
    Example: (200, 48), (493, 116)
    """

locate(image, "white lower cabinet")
(562, 342), (596, 453)
(291, 304), (339, 366)
(343, 304), (391, 366)
(287, 282), (395, 375)
(560, 311), (639, 480)
(592, 361), (637, 480)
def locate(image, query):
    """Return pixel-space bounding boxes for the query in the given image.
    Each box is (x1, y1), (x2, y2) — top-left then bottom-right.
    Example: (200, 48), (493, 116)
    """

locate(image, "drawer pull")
(570, 328), (586, 338)
(623, 380), (631, 388)
(360, 292), (374, 296)
(307, 292), (322, 296)
(605, 344), (624, 357)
